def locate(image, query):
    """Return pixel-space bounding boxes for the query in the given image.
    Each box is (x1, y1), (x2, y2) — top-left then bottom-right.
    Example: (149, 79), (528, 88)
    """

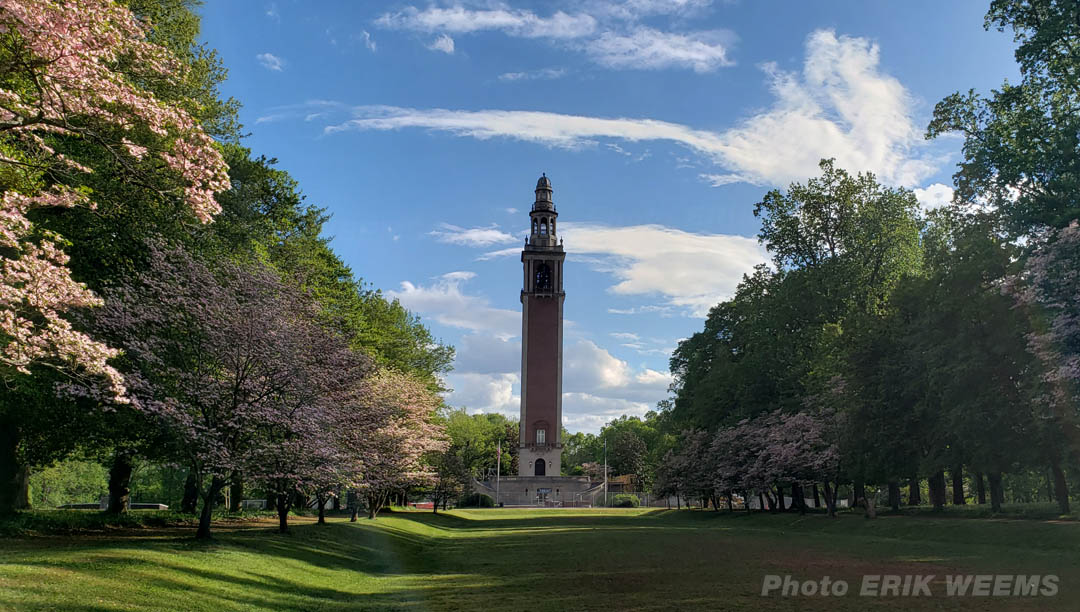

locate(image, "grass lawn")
(1, 508), (1078, 611)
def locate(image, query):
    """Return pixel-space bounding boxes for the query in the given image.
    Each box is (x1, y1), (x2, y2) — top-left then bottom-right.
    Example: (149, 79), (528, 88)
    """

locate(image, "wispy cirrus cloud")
(586, 0), (716, 20)
(388, 271), (519, 338)
(429, 223), (517, 247)
(375, 6), (597, 39)
(315, 30), (934, 188)
(359, 30), (377, 52)
(256, 52), (285, 71)
(427, 34), (456, 54)
(586, 27), (735, 72)
(373, 4), (734, 73)
(468, 222), (765, 316)
(498, 67), (567, 81)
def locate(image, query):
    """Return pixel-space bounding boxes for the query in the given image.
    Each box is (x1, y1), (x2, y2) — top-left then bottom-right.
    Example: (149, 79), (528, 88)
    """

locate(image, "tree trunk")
(317, 494), (327, 524)
(106, 452), (134, 514)
(975, 472), (986, 505)
(292, 490), (308, 512)
(276, 493), (290, 533)
(229, 478), (243, 513)
(887, 481), (901, 512)
(791, 483), (806, 515)
(812, 483), (821, 509)
(181, 472), (199, 514)
(776, 485), (785, 512)
(196, 476), (225, 540)
(822, 481), (837, 518)
(726, 492), (734, 512)
(0, 424), (23, 514)
(908, 476), (921, 505)
(853, 481), (865, 510)
(987, 471), (1004, 513)
(14, 465), (30, 510)
(757, 492), (764, 512)
(332, 490), (341, 511)
(928, 471), (946, 510)
(863, 494), (877, 519)
(951, 465), (965, 505)
(1049, 458), (1070, 514)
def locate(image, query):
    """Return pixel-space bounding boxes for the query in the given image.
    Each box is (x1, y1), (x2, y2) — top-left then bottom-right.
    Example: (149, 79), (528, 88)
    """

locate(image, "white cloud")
(445, 372), (519, 415)
(699, 172), (744, 187)
(562, 393), (653, 432)
(504, 207), (519, 214)
(610, 332), (640, 341)
(454, 333), (521, 375)
(476, 246), (521, 261)
(444, 339), (671, 432)
(913, 183), (954, 212)
(256, 52), (285, 71)
(388, 272), (519, 338)
(376, 6), (597, 39)
(323, 30), (934, 187)
(360, 30), (377, 52)
(409, 278), (672, 433)
(482, 223), (766, 316)
(564, 340), (633, 389)
(587, 0), (715, 19)
(498, 67), (567, 81)
(265, 3), (279, 21)
(429, 223), (517, 246)
(586, 27), (735, 72)
(427, 34), (456, 54)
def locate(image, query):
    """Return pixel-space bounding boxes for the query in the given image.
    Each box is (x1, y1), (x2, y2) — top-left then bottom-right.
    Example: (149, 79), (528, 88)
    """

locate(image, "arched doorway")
(535, 458), (546, 476)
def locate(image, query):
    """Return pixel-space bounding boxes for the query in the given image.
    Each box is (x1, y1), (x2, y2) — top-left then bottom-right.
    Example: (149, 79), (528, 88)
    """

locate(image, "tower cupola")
(533, 173), (554, 211)
(528, 173), (558, 247)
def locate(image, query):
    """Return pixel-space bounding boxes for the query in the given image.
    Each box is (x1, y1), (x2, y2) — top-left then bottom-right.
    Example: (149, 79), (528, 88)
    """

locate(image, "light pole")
(495, 440), (501, 507)
(603, 437), (608, 507)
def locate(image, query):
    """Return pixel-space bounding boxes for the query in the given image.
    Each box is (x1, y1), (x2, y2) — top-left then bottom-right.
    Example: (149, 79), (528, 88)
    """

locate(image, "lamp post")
(496, 441), (501, 507)
(603, 437), (608, 507)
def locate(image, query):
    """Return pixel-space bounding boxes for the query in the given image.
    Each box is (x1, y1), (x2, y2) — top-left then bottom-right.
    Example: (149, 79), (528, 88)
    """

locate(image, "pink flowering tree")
(353, 368), (447, 519)
(252, 346), (371, 533)
(707, 410), (840, 515)
(90, 244), (366, 538)
(1020, 222), (1080, 512)
(0, 0), (229, 399)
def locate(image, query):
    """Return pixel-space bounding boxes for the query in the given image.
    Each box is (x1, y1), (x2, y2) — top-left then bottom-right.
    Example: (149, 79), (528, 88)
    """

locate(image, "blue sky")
(198, 1), (1018, 433)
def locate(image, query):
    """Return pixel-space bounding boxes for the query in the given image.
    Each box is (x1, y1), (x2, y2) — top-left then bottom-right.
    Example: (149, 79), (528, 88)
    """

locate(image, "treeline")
(661, 2), (1080, 516)
(0, 0), (452, 537)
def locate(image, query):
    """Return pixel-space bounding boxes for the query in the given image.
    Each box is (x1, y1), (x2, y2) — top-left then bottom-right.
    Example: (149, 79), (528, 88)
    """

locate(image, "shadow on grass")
(4, 510), (1080, 611)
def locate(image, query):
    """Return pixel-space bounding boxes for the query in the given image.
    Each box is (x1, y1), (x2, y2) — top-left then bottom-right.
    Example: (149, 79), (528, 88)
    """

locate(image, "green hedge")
(458, 493), (495, 508)
(611, 494), (640, 508)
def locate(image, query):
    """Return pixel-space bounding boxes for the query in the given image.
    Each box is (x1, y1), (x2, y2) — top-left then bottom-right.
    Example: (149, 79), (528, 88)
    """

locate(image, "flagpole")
(496, 441), (501, 507)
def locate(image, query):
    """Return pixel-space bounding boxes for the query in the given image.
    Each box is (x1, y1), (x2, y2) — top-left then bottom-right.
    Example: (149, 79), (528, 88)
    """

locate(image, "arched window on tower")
(540, 219), (548, 235)
(534, 263), (552, 291)
(532, 219), (538, 234)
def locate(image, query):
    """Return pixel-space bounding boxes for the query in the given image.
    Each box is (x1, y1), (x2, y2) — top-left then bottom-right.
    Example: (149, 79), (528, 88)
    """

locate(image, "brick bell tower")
(519, 173), (566, 477)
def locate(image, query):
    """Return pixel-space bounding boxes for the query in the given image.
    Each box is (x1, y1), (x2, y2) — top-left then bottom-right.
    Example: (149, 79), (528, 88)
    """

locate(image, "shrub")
(458, 493), (495, 508)
(611, 494), (640, 508)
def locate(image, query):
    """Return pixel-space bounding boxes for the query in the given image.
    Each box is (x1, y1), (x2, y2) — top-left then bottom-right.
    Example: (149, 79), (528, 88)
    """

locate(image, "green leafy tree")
(927, 0), (1080, 235)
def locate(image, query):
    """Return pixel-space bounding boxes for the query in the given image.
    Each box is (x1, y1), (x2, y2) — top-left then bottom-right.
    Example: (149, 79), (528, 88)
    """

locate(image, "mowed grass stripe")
(1, 509), (1077, 611)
